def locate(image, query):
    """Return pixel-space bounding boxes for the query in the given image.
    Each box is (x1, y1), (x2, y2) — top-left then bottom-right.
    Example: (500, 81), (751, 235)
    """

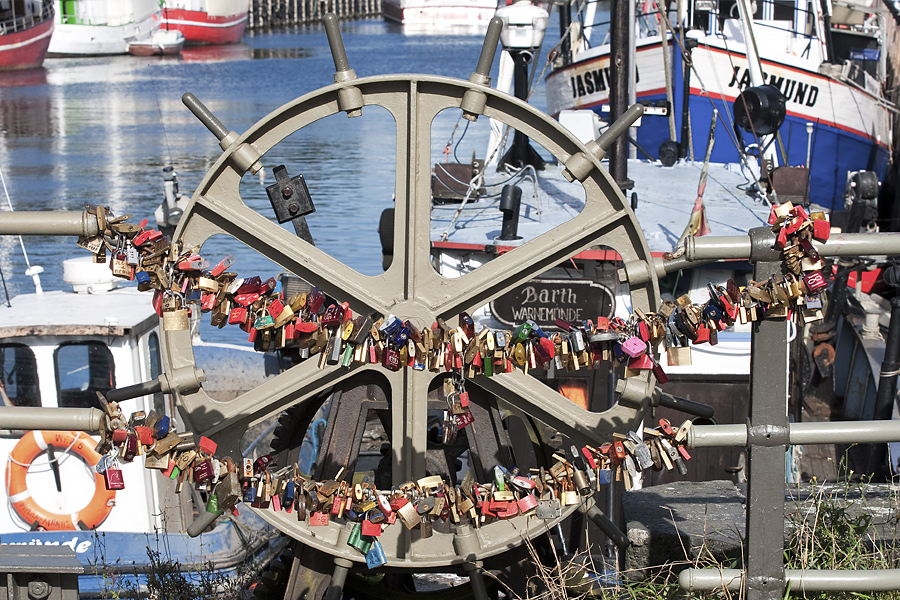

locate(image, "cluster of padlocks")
(94, 390), (691, 567)
(75, 200), (830, 384)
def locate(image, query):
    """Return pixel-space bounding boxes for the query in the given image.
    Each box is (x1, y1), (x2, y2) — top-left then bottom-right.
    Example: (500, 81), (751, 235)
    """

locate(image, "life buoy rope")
(5, 430), (116, 531)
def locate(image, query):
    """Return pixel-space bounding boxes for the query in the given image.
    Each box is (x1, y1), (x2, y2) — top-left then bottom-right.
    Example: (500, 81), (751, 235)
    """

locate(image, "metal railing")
(0, 1), (53, 35)
(668, 227), (900, 599)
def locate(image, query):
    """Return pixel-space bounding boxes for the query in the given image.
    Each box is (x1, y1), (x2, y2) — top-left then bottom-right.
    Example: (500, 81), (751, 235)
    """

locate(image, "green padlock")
(206, 493), (224, 515)
(347, 522), (372, 555)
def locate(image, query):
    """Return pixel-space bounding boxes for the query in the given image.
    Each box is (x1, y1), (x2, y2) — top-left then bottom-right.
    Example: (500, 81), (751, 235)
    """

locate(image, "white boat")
(127, 27), (185, 55)
(545, 0), (895, 211)
(47, 0), (162, 56)
(382, 0), (500, 27)
(0, 256), (283, 595)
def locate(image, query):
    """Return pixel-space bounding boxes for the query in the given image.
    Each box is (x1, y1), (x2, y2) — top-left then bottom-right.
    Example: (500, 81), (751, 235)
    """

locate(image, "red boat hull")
(0, 17), (53, 71)
(161, 8), (247, 45)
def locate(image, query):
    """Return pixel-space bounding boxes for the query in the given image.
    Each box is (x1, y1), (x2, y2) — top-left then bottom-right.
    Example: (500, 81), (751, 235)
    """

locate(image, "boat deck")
(431, 158), (772, 255)
(0, 288), (156, 338)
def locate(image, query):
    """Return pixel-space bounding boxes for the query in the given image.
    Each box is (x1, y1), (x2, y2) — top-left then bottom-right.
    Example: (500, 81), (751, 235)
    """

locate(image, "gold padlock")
(162, 291), (189, 331)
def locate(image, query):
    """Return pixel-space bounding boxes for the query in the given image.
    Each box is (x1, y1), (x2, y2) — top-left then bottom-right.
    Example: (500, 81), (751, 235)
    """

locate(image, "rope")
(5, 434), (81, 470)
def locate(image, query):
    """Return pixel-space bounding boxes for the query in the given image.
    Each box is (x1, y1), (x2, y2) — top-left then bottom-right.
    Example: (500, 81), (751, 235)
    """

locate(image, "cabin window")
(147, 333), (165, 415)
(0, 344), (41, 407)
(54, 342), (115, 410)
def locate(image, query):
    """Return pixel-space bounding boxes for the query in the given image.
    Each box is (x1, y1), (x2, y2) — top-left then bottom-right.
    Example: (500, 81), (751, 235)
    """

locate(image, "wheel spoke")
(388, 369), (431, 484)
(185, 192), (396, 316)
(427, 209), (628, 318)
(471, 372), (648, 449)
(180, 359), (372, 458)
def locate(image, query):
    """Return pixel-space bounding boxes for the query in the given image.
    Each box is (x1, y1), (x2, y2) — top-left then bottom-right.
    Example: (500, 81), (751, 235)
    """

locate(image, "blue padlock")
(153, 415), (171, 439)
(135, 270), (152, 285)
(379, 315), (402, 336)
(365, 539), (386, 569)
(243, 485), (257, 504)
(392, 326), (410, 346)
(596, 469), (612, 485)
(282, 481), (295, 511)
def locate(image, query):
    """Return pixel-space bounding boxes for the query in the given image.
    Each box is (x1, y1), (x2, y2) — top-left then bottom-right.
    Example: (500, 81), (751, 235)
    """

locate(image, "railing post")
(746, 257), (789, 600)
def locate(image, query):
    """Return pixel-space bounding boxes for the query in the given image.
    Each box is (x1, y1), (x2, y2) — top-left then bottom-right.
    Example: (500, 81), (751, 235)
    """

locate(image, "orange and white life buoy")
(5, 430), (116, 531)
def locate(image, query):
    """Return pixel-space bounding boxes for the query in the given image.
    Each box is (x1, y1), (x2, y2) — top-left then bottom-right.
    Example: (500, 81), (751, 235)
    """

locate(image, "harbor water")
(0, 15), (580, 344)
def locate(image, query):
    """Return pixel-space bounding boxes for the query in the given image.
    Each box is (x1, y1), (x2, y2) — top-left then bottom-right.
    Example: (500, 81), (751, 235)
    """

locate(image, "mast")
(609, 0), (633, 190)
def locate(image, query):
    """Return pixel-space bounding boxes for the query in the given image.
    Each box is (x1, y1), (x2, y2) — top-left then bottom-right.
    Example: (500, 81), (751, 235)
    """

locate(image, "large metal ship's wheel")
(160, 14), (659, 577)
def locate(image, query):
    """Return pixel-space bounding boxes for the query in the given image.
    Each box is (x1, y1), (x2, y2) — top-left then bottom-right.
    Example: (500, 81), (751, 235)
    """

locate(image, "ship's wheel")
(159, 14), (659, 599)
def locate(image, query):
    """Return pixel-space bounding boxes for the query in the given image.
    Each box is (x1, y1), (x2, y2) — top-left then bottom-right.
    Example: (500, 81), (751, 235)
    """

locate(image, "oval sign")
(490, 279), (615, 328)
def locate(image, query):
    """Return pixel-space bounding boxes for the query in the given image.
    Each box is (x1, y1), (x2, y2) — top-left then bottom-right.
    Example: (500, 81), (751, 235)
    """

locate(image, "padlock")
(396, 500), (421, 529)
(348, 522), (373, 555)
(193, 458), (214, 484)
(160, 291), (189, 331)
(122, 433), (139, 462)
(152, 415), (171, 440)
(572, 468), (591, 496)
(517, 492), (539, 515)
(365, 539), (387, 569)
(309, 511), (329, 526)
(535, 488), (561, 519)
(382, 347), (401, 371)
(215, 459), (242, 509)
(361, 519), (382, 537)
(104, 461), (125, 491)
(144, 450), (169, 469)
(620, 336), (646, 358)
(206, 493), (223, 514)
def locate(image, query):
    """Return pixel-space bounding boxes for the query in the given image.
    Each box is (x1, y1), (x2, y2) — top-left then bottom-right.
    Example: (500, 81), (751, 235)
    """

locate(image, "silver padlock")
(535, 487), (561, 520)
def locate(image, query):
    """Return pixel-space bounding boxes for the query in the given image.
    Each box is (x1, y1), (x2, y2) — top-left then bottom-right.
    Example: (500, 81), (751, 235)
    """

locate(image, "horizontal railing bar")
(680, 568), (900, 592)
(0, 407), (104, 433)
(685, 232), (900, 263)
(688, 421), (900, 448)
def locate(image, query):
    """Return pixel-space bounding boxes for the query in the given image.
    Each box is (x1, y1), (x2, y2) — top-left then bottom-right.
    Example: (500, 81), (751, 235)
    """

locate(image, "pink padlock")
(620, 336), (646, 358)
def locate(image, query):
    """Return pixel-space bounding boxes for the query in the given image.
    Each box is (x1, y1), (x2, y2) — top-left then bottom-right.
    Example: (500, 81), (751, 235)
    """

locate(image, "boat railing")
(0, 1), (53, 35)
(578, 0), (820, 46)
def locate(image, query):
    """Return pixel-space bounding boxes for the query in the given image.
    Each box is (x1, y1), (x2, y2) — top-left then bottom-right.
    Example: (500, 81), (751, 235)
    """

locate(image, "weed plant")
(489, 476), (898, 600)
(91, 530), (257, 599)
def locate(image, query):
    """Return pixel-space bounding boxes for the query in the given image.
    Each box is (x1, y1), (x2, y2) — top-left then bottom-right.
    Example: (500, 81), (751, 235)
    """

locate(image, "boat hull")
(161, 7), (247, 45)
(48, 4), (160, 56)
(382, 0), (497, 26)
(0, 506), (281, 598)
(546, 36), (892, 210)
(0, 17), (53, 71)
(127, 30), (185, 55)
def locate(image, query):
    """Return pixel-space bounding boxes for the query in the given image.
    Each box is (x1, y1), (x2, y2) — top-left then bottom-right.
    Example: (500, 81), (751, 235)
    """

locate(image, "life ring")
(5, 430), (116, 531)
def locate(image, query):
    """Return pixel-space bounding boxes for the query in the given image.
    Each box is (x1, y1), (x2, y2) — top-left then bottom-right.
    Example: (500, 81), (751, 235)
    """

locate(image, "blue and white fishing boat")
(545, 0), (894, 210)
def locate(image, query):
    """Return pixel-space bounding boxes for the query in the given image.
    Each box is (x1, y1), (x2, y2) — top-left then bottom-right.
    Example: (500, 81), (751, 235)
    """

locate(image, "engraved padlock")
(365, 539), (387, 569)
(162, 291), (189, 331)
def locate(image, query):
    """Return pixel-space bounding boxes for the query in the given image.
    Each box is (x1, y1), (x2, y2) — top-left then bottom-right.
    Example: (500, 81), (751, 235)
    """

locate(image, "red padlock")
(517, 493), (539, 514)
(134, 426), (153, 446)
(309, 512), (330, 526)
(198, 436), (217, 455)
(361, 519), (382, 537)
(812, 218), (830, 241)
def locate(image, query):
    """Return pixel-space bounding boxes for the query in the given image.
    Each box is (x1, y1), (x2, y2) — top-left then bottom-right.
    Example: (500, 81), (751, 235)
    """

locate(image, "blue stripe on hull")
(0, 506), (279, 599)
(602, 89), (889, 211)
